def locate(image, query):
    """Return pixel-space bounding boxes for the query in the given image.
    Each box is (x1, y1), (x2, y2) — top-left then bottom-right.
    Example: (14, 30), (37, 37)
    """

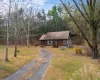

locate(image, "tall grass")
(70, 65), (100, 80)
(0, 46), (40, 79)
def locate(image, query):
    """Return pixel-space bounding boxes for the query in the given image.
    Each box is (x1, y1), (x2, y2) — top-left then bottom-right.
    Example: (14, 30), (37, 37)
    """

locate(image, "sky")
(0, 0), (72, 15)
(41, 0), (62, 13)
(0, 0), (46, 15)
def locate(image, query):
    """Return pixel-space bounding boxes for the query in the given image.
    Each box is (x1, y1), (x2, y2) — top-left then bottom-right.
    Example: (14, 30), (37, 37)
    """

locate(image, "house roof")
(39, 31), (70, 40)
(39, 34), (46, 40)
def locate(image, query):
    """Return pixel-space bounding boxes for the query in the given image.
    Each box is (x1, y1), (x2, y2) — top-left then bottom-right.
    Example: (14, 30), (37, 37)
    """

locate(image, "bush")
(74, 47), (79, 54)
(78, 48), (82, 54)
(83, 47), (92, 56)
(74, 47), (82, 54)
(60, 46), (66, 50)
(70, 65), (100, 80)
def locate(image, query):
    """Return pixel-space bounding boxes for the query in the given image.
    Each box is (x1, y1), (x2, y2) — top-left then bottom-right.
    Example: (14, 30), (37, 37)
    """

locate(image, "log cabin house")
(39, 31), (72, 47)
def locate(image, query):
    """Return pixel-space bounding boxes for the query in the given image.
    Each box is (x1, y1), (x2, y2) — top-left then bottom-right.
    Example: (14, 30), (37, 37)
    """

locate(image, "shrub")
(83, 47), (92, 56)
(74, 47), (82, 54)
(78, 48), (82, 54)
(70, 65), (100, 80)
(74, 47), (79, 54)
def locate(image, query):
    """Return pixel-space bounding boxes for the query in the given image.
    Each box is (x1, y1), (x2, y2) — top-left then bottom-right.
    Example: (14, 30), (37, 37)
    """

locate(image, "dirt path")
(4, 49), (52, 80)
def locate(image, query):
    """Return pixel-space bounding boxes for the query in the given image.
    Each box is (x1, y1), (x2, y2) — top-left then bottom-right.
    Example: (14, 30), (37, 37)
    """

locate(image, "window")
(63, 40), (67, 45)
(47, 41), (53, 45)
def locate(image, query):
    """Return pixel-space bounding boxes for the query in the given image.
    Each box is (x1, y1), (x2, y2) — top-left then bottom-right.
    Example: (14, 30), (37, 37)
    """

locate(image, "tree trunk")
(5, 46), (9, 61)
(27, 37), (30, 47)
(92, 45), (98, 59)
(14, 28), (17, 57)
(5, 0), (11, 62)
(5, 18), (9, 61)
(92, 27), (98, 59)
(92, 48), (99, 59)
(5, 22), (9, 61)
(26, 19), (30, 47)
(5, 30), (9, 61)
(14, 45), (17, 57)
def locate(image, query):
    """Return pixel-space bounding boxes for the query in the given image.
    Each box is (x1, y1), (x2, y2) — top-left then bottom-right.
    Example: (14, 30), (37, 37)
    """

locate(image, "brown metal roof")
(39, 31), (70, 40)
(39, 34), (46, 40)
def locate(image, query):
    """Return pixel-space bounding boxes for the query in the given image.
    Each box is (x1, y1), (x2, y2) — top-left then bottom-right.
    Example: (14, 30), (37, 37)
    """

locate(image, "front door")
(53, 41), (58, 47)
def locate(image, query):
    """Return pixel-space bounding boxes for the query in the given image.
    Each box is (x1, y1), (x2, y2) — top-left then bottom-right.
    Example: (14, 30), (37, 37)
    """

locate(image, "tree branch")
(73, 0), (90, 24)
(87, 0), (90, 6)
(93, 0), (96, 8)
(60, 0), (93, 49)
(80, 0), (90, 19)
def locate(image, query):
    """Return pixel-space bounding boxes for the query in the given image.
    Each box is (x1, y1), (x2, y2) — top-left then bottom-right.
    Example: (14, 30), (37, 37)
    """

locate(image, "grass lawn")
(0, 46), (40, 79)
(44, 47), (100, 80)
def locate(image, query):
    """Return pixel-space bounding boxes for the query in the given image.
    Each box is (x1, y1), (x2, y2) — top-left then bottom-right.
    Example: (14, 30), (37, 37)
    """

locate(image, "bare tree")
(26, 8), (32, 47)
(60, 0), (100, 59)
(14, 2), (18, 57)
(20, 6), (40, 46)
(5, 0), (12, 61)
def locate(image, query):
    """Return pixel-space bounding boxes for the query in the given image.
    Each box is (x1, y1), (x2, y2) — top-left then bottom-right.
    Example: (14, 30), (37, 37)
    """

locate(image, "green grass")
(44, 47), (99, 80)
(0, 46), (40, 79)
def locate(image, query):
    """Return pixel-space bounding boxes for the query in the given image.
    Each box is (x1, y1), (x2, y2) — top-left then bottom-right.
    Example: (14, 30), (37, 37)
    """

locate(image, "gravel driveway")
(4, 49), (52, 80)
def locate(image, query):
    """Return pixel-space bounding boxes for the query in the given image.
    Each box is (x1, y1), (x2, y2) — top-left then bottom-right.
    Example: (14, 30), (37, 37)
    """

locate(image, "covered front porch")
(41, 39), (72, 48)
